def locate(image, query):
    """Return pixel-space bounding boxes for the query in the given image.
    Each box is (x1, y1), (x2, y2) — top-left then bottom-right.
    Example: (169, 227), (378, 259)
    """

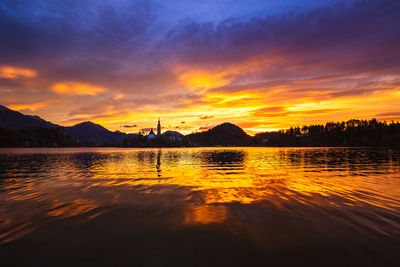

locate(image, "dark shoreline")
(1, 145), (399, 149)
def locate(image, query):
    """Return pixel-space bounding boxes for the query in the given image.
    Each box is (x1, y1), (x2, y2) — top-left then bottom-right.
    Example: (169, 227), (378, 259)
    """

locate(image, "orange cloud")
(4, 55), (396, 136)
(9, 101), (49, 111)
(51, 82), (105, 96)
(175, 67), (232, 90)
(0, 66), (37, 79)
(113, 93), (125, 100)
(199, 115), (214, 120)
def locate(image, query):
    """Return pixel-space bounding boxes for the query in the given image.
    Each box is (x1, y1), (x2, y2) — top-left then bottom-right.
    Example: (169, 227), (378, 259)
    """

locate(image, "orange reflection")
(0, 223), (35, 244)
(1, 147), (400, 245)
(46, 199), (98, 218)
(184, 205), (227, 225)
(79, 147), (400, 210)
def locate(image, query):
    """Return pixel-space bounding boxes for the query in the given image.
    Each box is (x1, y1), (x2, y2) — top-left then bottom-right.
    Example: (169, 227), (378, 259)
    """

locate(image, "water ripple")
(0, 147), (399, 266)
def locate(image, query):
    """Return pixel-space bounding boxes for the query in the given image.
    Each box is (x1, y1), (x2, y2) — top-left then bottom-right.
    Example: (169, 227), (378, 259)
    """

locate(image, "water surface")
(0, 147), (399, 266)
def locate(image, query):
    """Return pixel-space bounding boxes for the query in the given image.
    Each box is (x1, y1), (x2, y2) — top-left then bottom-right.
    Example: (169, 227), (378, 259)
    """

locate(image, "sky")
(1, 0), (400, 135)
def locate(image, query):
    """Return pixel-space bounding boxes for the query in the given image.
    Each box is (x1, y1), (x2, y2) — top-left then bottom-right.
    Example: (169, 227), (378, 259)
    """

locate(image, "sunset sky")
(1, 0), (400, 135)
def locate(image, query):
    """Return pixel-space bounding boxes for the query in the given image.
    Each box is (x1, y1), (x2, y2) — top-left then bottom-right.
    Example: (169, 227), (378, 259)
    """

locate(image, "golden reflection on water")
(46, 198), (98, 218)
(0, 147), (400, 243)
(79, 148), (400, 209)
(184, 205), (227, 225)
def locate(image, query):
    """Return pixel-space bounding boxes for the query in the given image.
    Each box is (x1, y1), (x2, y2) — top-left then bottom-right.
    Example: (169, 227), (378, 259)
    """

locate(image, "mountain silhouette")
(0, 105), (138, 146)
(162, 130), (184, 140)
(0, 105), (57, 130)
(187, 123), (251, 146)
(66, 121), (137, 145)
(3, 104), (397, 148)
(0, 127), (77, 147)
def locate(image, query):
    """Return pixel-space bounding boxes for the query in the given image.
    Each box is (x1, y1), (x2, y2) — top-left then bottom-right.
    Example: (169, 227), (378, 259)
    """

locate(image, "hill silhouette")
(66, 121), (137, 145)
(162, 130), (183, 139)
(1, 105), (400, 147)
(0, 105), (57, 130)
(0, 106), (138, 146)
(0, 127), (77, 147)
(187, 123), (251, 146)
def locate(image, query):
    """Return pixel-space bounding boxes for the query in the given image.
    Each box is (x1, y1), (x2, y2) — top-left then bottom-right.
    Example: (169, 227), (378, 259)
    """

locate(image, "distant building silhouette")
(148, 128), (156, 139)
(145, 119), (161, 139)
(157, 118), (161, 136)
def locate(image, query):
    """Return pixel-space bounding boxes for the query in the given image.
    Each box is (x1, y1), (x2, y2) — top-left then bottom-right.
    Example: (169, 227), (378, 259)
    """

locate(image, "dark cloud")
(199, 115), (214, 120)
(140, 128), (154, 132)
(2, 0), (399, 93)
(377, 116), (400, 121)
(123, 125), (137, 128)
(164, 0), (400, 81)
(376, 112), (400, 117)
(0, 0), (155, 64)
(0, 0), (167, 96)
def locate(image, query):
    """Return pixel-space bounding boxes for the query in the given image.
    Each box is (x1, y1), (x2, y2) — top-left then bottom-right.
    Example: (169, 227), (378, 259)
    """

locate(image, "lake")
(0, 147), (399, 266)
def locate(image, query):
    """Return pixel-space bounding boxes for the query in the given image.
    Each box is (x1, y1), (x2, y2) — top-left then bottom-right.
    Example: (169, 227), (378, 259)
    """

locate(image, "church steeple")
(157, 118), (161, 136)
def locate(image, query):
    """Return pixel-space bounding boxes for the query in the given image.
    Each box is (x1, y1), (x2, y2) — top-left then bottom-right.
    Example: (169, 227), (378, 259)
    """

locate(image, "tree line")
(254, 119), (400, 147)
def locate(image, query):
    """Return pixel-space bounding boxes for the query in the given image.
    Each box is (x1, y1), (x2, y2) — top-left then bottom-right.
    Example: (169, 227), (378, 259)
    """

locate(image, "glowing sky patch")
(9, 101), (49, 112)
(0, 66), (37, 79)
(51, 82), (106, 96)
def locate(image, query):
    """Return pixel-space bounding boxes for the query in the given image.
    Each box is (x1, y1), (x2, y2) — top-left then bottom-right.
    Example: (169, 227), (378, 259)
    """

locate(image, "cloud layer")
(1, 0), (400, 134)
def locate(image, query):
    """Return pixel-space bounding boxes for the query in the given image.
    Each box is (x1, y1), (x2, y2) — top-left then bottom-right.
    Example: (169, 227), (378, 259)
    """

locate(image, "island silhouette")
(0, 104), (399, 147)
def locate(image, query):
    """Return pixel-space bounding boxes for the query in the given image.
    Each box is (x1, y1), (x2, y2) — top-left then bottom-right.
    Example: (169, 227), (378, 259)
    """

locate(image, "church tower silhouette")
(157, 118), (161, 136)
